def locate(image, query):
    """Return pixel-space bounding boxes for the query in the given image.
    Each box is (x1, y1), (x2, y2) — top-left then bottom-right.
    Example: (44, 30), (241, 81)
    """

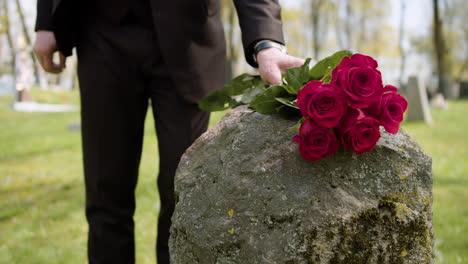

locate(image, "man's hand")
(257, 48), (305, 85)
(34, 30), (66, 74)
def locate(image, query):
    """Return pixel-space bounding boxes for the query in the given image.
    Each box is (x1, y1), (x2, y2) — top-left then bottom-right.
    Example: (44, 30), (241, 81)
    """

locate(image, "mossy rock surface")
(170, 106), (434, 264)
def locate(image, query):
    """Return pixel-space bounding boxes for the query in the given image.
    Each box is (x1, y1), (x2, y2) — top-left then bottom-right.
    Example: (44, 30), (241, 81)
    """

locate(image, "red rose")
(297, 81), (345, 128)
(379, 85), (408, 134)
(336, 109), (381, 154)
(331, 54), (384, 109)
(292, 118), (339, 161)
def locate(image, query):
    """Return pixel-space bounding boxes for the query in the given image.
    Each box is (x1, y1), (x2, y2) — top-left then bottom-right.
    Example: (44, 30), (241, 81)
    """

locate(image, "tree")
(310, 0), (330, 59)
(222, 0), (239, 80)
(441, 0), (468, 81)
(331, 0), (393, 56)
(14, 0), (40, 85)
(398, 0), (407, 86)
(1, 0), (19, 100)
(412, 0), (468, 84)
(433, 0), (449, 94)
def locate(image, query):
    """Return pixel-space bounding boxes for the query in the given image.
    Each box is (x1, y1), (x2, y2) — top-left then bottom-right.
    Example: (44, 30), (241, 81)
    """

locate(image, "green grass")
(0, 89), (466, 263)
(401, 101), (468, 264)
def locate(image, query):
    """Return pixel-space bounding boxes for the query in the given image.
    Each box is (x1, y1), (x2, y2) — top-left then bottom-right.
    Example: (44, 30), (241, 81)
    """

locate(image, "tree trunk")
(334, 1), (345, 50)
(398, 0), (406, 86)
(344, 0), (352, 49)
(226, 6), (237, 80)
(2, 0), (20, 101)
(311, 0), (325, 59)
(14, 0), (41, 85)
(433, 0), (448, 95)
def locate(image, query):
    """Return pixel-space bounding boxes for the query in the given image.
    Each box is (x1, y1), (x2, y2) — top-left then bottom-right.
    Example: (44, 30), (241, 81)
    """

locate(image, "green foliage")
(249, 85), (288, 114)
(199, 50), (353, 115)
(275, 97), (299, 110)
(223, 73), (262, 96)
(240, 86), (264, 105)
(198, 90), (236, 112)
(198, 74), (263, 111)
(283, 58), (312, 94)
(309, 50), (352, 82)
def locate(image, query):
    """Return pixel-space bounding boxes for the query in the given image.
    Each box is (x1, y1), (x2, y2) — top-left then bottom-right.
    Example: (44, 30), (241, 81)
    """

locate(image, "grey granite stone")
(170, 106), (434, 264)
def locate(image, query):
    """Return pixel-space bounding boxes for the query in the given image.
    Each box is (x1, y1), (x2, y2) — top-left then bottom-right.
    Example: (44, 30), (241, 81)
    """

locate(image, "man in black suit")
(34, 0), (304, 263)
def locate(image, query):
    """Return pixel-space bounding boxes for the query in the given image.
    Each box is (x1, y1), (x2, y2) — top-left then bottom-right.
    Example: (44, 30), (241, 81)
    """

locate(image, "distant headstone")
(406, 76), (433, 124)
(459, 81), (468, 98)
(443, 78), (459, 100)
(68, 122), (81, 132)
(398, 83), (407, 98)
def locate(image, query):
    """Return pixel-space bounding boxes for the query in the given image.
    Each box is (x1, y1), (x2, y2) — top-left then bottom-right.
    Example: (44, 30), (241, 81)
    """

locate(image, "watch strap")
(253, 41), (287, 63)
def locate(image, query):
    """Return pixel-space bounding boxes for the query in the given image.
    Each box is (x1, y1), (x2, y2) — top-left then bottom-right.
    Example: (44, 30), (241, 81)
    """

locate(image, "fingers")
(260, 64), (282, 85)
(257, 49), (305, 85)
(34, 30), (65, 74)
(43, 52), (63, 74)
(279, 55), (305, 69)
(36, 51), (65, 74)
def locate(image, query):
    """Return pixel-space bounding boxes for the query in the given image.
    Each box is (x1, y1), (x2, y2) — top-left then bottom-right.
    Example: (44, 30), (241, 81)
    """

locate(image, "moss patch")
(297, 191), (434, 264)
(327, 193), (433, 264)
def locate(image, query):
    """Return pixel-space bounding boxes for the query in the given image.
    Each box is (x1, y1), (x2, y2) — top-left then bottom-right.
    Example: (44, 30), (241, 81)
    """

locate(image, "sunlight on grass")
(402, 100), (468, 264)
(0, 90), (466, 263)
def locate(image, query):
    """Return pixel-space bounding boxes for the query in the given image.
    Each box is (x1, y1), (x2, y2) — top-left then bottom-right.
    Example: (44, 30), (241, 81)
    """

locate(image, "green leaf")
(240, 86), (265, 105)
(224, 73), (263, 96)
(275, 97), (299, 109)
(249, 85), (288, 114)
(283, 58), (312, 94)
(275, 105), (301, 117)
(309, 50), (353, 81)
(198, 73), (264, 112)
(198, 90), (236, 111)
(289, 122), (301, 132)
(289, 117), (306, 132)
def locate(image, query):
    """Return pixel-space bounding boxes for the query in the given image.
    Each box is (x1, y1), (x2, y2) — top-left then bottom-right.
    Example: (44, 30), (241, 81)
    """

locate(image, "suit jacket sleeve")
(35, 0), (54, 31)
(233, 0), (285, 67)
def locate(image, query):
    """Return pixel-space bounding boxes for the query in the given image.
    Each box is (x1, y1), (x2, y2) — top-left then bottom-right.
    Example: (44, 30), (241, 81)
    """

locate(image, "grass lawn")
(0, 89), (467, 263)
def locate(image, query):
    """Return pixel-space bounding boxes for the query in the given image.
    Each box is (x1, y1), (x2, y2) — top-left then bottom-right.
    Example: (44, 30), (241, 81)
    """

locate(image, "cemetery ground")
(0, 89), (467, 264)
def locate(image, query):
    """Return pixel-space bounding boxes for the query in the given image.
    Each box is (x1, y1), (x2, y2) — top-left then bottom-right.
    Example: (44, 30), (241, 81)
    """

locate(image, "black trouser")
(76, 14), (209, 264)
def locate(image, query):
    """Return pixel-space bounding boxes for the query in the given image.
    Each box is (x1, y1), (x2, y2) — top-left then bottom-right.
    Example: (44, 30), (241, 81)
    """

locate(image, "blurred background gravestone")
(442, 78), (459, 100)
(459, 81), (468, 98)
(406, 76), (433, 124)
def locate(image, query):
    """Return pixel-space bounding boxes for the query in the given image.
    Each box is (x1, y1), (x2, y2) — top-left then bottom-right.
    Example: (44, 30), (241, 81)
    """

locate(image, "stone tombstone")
(398, 83), (407, 99)
(459, 81), (468, 98)
(442, 78), (459, 100)
(170, 106), (434, 264)
(406, 76), (433, 124)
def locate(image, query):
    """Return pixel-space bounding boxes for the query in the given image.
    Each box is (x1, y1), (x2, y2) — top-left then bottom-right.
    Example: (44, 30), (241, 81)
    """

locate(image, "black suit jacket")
(35, 0), (285, 102)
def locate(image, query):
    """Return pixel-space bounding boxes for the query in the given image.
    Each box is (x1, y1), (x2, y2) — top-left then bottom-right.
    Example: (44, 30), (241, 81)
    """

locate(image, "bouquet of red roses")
(199, 51), (408, 162)
(292, 54), (408, 161)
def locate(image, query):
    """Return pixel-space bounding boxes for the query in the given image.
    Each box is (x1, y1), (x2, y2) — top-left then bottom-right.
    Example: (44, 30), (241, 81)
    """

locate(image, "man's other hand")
(257, 48), (305, 85)
(34, 31), (66, 74)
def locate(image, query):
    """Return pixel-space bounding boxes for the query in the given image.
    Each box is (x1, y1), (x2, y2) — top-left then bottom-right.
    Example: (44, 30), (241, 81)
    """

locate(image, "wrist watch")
(253, 40), (287, 63)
